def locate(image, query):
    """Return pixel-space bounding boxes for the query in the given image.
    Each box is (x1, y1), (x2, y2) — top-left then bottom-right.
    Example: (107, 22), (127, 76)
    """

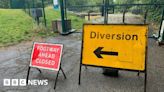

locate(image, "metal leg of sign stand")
(137, 70), (147, 92)
(78, 65), (92, 85)
(78, 65), (89, 85)
(144, 71), (147, 92)
(26, 67), (42, 84)
(26, 66), (66, 90)
(78, 63), (82, 85)
(144, 58), (147, 91)
(54, 69), (60, 89)
(60, 67), (67, 79)
(85, 66), (88, 69)
(137, 71), (140, 76)
(144, 62), (147, 92)
(26, 67), (31, 84)
(144, 47), (148, 92)
(36, 68), (42, 74)
(54, 66), (67, 90)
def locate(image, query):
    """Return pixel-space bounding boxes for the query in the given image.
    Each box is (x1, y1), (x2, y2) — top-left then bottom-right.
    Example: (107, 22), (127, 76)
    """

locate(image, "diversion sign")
(81, 24), (148, 71)
(30, 43), (63, 71)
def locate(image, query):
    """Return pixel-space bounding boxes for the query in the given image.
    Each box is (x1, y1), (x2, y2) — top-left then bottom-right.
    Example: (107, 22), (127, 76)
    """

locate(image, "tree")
(115, 0), (134, 4)
(0, 0), (10, 8)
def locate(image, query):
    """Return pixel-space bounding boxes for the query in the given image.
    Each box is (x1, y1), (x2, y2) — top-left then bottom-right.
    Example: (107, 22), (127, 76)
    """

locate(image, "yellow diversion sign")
(82, 24), (148, 71)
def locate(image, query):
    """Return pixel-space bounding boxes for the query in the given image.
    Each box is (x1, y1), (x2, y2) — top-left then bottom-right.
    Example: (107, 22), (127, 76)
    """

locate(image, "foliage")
(45, 6), (86, 30)
(66, 0), (103, 12)
(0, 0), (10, 8)
(115, 0), (164, 23)
(141, 0), (164, 22)
(115, 0), (134, 4)
(0, 0), (52, 9)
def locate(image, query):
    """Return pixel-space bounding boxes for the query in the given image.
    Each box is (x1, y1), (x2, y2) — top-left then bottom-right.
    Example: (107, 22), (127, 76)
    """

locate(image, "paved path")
(91, 14), (144, 24)
(0, 14), (164, 92)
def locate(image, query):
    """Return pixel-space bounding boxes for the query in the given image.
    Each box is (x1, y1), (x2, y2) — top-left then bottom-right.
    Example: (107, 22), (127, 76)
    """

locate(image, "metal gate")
(59, 0), (164, 40)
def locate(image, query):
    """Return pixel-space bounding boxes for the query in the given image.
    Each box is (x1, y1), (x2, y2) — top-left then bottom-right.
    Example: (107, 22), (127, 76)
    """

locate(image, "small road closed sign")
(30, 42), (63, 71)
(81, 24), (148, 71)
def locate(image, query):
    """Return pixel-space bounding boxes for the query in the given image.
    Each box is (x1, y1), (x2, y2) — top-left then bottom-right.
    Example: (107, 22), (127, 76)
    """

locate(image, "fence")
(65, 1), (164, 37)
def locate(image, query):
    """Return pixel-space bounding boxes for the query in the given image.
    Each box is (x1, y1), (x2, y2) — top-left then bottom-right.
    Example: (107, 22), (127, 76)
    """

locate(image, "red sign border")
(29, 42), (63, 71)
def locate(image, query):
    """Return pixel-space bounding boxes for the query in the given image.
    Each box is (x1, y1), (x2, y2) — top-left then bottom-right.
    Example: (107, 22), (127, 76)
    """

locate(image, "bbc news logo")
(3, 79), (48, 86)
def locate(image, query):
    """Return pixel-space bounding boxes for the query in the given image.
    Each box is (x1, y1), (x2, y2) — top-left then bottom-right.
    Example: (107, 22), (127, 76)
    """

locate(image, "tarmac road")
(0, 33), (164, 92)
(0, 14), (164, 92)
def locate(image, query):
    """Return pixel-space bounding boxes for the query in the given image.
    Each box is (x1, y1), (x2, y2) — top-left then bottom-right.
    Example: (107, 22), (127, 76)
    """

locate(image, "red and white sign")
(30, 42), (63, 71)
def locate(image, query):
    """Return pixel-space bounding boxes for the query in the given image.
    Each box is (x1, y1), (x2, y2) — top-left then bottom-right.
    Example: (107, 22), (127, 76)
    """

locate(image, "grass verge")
(0, 6), (85, 46)
(0, 9), (34, 46)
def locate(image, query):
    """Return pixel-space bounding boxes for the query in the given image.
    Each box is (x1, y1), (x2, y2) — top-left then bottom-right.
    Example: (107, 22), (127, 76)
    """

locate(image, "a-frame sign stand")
(26, 42), (67, 90)
(79, 62), (148, 92)
(78, 24), (148, 92)
(26, 64), (67, 89)
(78, 40), (148, 92)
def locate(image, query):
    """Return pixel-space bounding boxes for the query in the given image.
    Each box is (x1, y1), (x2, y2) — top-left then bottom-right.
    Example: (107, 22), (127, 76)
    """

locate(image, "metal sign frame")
(79, 23), (148, 92)
(26, 42), (66, 90)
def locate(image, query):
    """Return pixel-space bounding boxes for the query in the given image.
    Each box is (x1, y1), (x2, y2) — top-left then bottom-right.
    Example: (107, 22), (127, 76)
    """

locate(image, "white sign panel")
(53, 0), (59, 9)
(53, 0), (58, 5)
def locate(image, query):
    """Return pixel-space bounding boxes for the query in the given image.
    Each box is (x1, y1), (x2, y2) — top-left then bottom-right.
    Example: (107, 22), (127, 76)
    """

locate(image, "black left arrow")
(94, 47), (118, 58)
